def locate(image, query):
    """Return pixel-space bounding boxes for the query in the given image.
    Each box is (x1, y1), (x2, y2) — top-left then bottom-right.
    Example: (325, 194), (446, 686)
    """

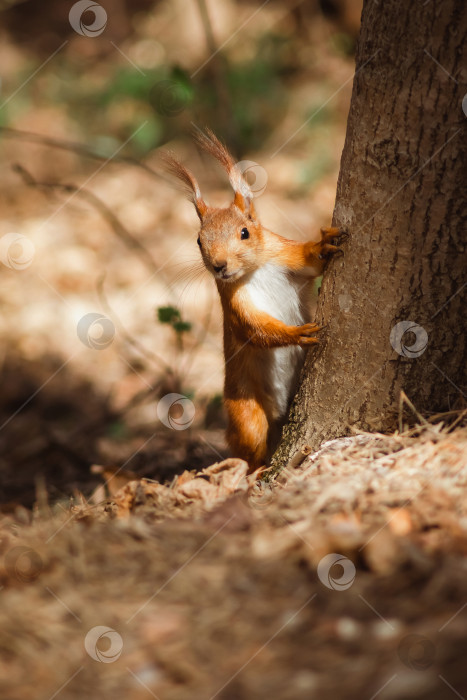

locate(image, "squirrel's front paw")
(318, 226), (348, 260)
(296, 322), (322, 346)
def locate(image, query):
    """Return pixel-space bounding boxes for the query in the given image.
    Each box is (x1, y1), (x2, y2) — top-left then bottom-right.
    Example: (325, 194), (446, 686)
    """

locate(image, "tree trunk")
(271, 0), (466, 472)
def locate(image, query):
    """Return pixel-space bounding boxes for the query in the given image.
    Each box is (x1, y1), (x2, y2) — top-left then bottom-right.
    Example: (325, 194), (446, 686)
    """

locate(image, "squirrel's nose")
(213, 261), (227, 273)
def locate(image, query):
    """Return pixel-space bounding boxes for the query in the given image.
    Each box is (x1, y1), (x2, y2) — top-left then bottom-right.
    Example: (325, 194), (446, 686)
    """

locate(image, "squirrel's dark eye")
(241, 228), (250, 240)
(197, 236), (201, 247)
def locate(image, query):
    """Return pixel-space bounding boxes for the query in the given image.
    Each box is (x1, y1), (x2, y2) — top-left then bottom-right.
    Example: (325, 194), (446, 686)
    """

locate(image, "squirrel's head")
(163, 129), (264, 283)
(196, 197), (263, 282)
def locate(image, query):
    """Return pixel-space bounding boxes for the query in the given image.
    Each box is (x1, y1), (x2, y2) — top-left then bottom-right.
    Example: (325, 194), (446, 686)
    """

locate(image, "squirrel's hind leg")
(225, 397), (268, 472)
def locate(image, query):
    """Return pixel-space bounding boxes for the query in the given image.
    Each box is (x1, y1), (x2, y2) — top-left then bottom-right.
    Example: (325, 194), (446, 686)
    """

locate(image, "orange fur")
(221, 286), (322, 349)
(163, 132), (346, 471)
(224, 395), (269, 468)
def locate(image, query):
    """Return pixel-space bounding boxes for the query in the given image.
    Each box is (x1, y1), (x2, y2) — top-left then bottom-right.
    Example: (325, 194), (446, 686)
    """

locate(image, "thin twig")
(287, 444), (312, 470)
(97, 275), (173, 375)
(398, 389), (431, 434)
(1, 126), (168, 182)
(179, 277), (217, 377)
(13, 164), (174, 375)
(193, 0), (235, 146)
(13, 163), (172, 286)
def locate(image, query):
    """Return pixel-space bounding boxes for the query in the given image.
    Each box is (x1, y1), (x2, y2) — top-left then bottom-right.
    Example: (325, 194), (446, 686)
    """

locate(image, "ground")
(1, 423), (467, 700)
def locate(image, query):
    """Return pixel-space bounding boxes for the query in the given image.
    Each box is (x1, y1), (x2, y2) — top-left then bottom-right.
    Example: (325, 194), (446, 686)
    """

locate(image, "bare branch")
(96, 275), (173, 375)
(13, 163), (169, 283)
(1, 126), (168, 182)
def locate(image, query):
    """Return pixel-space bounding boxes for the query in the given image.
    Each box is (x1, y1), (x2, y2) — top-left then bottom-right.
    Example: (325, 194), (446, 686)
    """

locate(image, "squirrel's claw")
(317, 227), (348, 260)
(331, 230), (349, 245)
(296, 322), (323, 346)
(320, 226), (348, 243)
(298, 336), (321, 346)
(318, 244), (344, 260)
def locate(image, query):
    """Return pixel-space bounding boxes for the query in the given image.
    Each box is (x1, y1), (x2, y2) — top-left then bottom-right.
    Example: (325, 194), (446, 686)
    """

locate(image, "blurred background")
(0, 0), (361, 508)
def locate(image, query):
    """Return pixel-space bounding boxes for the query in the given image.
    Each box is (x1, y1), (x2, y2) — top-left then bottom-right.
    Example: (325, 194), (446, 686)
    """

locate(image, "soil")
(1, 424), (467, 700)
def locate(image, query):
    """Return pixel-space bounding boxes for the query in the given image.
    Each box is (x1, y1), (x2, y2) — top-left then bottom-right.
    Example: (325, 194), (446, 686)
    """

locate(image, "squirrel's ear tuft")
(233, 190), (256, 220)
(162, 152), (208, 221)
(193, 128), (255, 217)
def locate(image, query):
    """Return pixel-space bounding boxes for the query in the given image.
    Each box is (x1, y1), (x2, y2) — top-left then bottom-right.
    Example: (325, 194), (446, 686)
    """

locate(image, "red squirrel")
(164, 130), (346, 470)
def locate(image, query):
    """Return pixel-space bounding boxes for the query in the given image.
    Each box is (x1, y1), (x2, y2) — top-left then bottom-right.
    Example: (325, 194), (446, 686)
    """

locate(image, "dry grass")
(1, 422), (467, 700)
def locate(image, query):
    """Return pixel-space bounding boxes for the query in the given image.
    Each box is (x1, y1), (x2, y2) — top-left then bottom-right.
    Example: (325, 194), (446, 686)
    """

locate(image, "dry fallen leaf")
(177, 478), (218, 502)
(110, 458), (249, 516)
(387, 508), (413, 536)
(91, 464), (139, 497)
(363, 529), (406, 575)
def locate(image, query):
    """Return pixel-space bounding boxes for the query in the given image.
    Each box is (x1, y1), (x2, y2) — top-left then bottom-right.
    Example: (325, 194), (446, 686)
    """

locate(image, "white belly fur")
(245, 264), (310, 418)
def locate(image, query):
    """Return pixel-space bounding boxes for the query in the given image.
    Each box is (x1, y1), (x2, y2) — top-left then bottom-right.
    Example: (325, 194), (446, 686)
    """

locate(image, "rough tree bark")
(271, 0), (466, 472)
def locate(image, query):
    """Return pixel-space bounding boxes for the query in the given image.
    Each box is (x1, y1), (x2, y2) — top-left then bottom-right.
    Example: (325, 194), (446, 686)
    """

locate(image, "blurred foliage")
(157, 305), (191, 332)
(107, 419), (130, 440)
(157, 306), (192, 350)
(0, 2), (355, 157)
(48, 31), (295, 155)
(330, 31), (356, 56)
